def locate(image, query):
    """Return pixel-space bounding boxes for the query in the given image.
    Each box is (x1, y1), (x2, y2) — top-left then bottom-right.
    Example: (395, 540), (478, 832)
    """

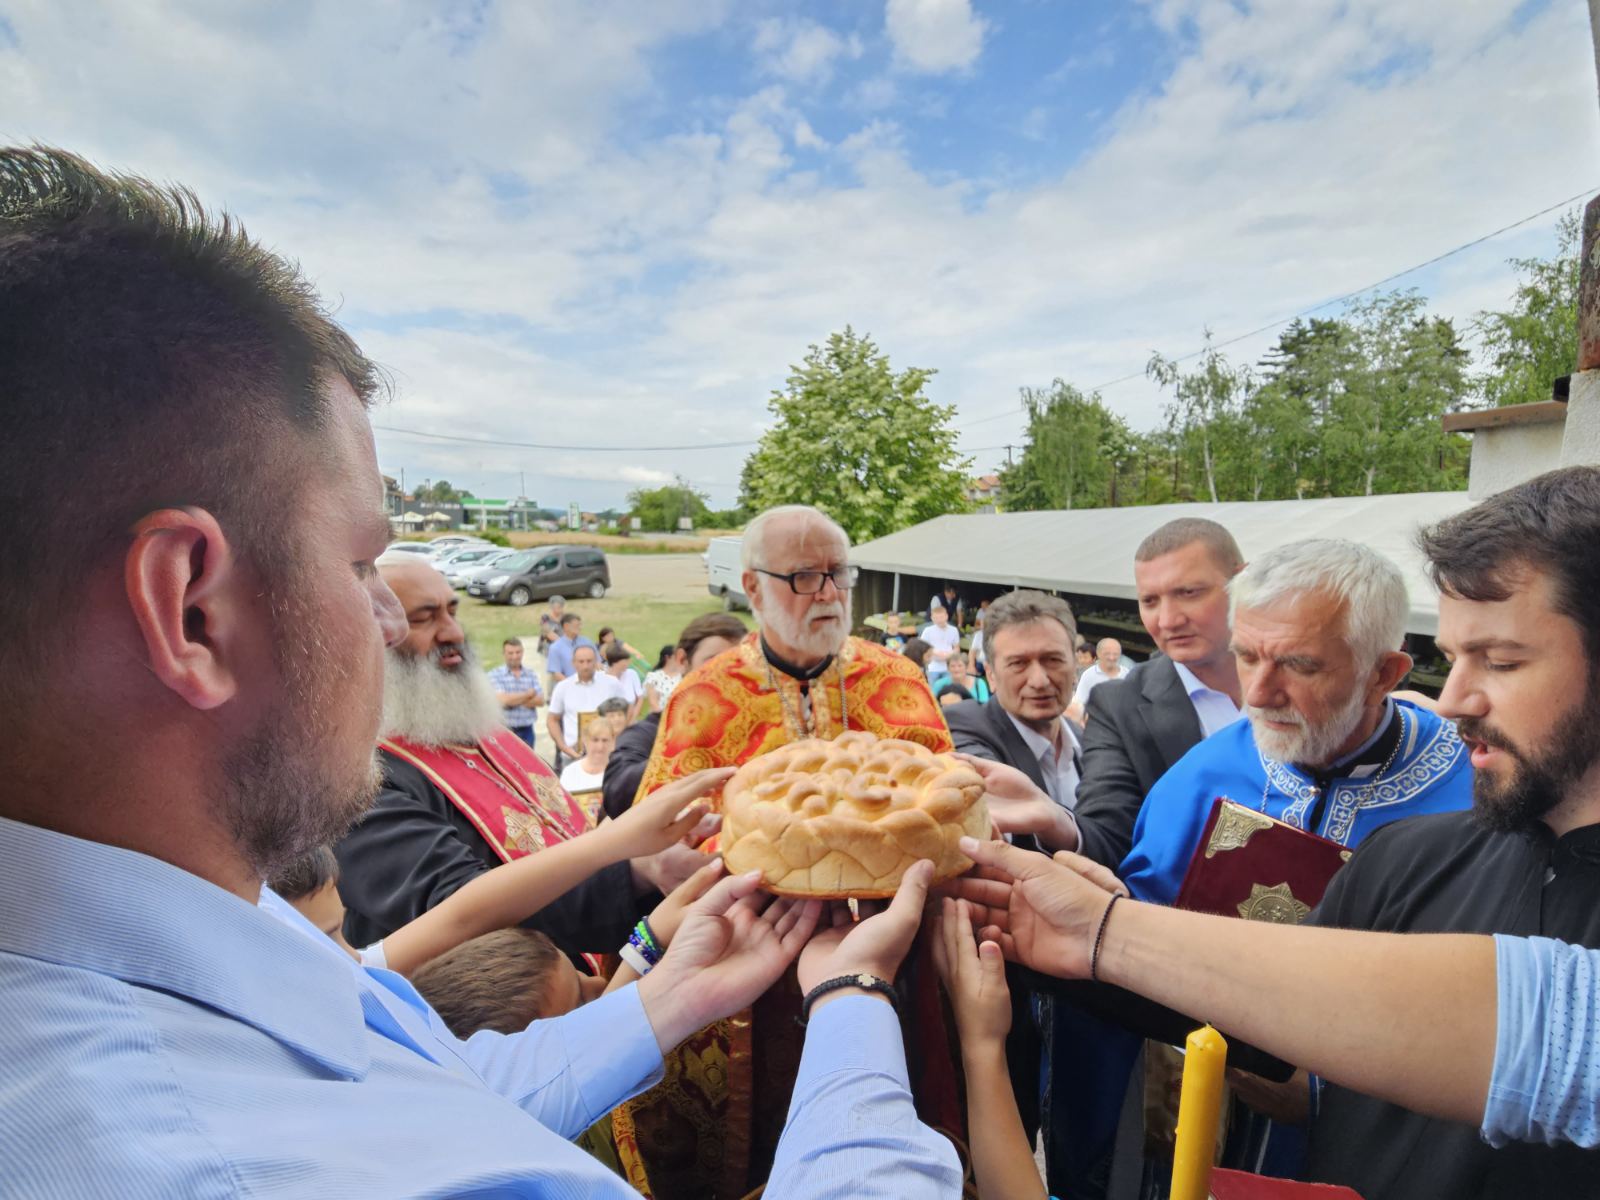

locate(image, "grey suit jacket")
(1073, 655), (1204, 869)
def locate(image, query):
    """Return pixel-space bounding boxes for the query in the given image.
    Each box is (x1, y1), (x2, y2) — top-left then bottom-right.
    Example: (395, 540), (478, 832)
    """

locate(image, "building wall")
(1467, 421), (1569, 500)
(1563, 371), (1600, 468)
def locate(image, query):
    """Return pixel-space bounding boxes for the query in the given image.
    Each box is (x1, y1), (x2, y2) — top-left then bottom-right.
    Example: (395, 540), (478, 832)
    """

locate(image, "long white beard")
(381, 643), (507, 747)
(753, 597), (848, 662)
(1248, 686), (1369, 769)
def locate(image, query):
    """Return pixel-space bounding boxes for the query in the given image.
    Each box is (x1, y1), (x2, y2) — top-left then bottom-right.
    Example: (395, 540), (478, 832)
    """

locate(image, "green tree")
(416, 479), (466, 503)
(627, 476), (712, 532)
(740, 328), (970, 542)
(1473, 210), (1580, 408)
(1001, 381), (1132, 510)
(1147, 336), (1253, 503)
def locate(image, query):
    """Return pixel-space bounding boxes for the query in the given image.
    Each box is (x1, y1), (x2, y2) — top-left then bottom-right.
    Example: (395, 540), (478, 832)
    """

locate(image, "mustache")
(1456, 717), (1517, 755)
(1248, 706), (1304, 727)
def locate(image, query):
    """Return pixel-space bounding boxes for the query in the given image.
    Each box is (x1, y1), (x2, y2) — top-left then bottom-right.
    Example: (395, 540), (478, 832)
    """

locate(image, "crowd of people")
(6, 145), (1600, 1200)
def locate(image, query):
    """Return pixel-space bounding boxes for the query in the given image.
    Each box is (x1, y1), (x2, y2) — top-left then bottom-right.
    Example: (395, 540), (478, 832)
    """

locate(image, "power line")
(957, 185), (1597, 430)
(377, 187), (1592, 455)
(374, 424), (761, 453)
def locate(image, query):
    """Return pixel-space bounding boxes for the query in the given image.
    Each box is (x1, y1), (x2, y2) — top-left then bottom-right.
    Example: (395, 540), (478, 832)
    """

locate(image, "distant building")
(963, 473), (1003, 512)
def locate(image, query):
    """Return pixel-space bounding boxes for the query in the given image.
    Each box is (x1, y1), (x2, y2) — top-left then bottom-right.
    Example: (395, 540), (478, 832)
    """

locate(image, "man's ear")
(1371, 649), (1415, 703)
(124, 507), (247, 711)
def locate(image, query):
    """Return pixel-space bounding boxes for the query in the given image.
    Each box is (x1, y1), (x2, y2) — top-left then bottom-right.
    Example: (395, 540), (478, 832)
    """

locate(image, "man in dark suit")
(984, 519), (1244, 872)
(942, 589), (1083, 1177)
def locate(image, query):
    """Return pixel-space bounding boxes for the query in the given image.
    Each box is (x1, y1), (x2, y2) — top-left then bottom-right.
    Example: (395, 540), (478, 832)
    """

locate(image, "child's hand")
(931, 896), (1012, 1049)
(648, 857), (726, 947)
(605, 768), (734, 861)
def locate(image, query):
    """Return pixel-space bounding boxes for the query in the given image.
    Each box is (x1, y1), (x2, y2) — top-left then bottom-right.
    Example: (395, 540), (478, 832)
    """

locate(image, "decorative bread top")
(721, 730), (989, 898)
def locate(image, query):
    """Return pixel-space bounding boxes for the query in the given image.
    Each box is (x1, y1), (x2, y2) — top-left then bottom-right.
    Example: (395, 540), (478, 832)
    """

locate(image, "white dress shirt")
(1170, 660), (1243, 738)
(1004, 711), (1083, 811)
(0, 815), (962, 1199)
(1072, 662), (1126, 705)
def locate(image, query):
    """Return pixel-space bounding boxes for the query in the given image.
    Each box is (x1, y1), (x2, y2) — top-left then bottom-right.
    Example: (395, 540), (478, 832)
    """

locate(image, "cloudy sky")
(3, 0), (1597, 510)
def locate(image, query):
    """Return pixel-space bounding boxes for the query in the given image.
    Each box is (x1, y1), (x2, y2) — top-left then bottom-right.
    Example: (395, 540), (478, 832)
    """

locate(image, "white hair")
(1230, 538), (1408, 668)
(740, 505), (850, 571)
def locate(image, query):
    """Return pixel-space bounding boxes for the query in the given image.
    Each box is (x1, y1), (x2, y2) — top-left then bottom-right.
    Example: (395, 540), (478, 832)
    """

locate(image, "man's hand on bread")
(796, 859), (935, 1015)
(957, 755), (1080, 853)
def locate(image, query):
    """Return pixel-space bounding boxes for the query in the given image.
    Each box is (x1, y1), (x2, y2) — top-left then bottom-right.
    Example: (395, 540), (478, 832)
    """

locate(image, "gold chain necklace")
(764, 656), (850, 740)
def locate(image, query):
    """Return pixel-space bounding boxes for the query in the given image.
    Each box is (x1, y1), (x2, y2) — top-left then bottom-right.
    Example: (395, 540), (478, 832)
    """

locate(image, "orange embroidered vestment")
(614, 633), (960, 1199)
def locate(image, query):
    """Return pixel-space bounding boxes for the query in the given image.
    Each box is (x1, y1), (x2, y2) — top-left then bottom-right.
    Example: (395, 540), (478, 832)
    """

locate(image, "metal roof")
(850, 492), (1476, 636)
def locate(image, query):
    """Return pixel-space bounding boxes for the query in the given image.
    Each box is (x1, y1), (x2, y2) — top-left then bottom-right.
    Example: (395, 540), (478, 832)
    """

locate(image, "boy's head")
(597, 695), (629, 734)
(885, 612), (901, 634)
(603, 641), (631, 670)
(409, 928), (601, 1036)
(269, 844), (356, 956)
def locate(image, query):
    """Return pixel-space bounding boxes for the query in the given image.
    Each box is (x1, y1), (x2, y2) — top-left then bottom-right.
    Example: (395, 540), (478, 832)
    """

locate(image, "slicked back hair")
(0, 146), (380, 700)
(982, 590), (1078, 651)
(1134, 517), (1244, 574)
(1418, 466), (1600, 665)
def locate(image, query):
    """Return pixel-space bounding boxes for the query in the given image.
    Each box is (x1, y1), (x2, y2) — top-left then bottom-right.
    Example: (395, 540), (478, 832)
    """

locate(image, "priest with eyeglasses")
(614, 503), (960, 1199)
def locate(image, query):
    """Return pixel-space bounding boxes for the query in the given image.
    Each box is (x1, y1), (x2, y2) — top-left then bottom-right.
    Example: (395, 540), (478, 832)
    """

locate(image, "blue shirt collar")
(0, 815), (370, 1079)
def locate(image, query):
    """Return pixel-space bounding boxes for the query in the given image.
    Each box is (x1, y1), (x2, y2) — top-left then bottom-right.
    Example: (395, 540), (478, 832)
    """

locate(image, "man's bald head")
(1095, 638), (1123, 672)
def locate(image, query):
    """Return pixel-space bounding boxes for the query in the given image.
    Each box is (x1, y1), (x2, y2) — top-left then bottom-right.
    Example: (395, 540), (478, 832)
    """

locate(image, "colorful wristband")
(619, 942), (655, 977)
(627, 926), (661, 968)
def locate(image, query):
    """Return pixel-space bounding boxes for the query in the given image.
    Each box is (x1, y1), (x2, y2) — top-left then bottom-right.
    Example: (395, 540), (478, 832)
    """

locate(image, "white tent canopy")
(850, 492), (1475, 636)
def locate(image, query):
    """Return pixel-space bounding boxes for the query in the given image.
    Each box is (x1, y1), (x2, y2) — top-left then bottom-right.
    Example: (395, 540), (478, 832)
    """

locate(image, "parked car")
(447, 548), (517, 589)
(425, 536), (489, 557)
(383, 541), (436, 558)
(704, 535), (747, 610)
(468, 545), (611, 606)
(434, 544), (499, 568)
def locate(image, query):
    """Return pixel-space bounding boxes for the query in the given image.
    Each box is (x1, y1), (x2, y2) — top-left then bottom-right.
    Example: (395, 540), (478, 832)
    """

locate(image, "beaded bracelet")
(627, 924), (661, 969)
(638, 917), (662, 957)
(1089, 893), (1121, 982)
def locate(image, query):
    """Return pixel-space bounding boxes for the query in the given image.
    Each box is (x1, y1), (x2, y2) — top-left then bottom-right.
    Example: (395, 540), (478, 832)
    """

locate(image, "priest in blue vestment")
(1121, 539), (1473, 904)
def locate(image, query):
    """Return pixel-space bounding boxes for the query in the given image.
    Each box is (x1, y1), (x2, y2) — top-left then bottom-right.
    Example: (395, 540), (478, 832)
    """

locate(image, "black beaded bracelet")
(1090, 893), (1122, 982)
(799, 973), (898, 1025)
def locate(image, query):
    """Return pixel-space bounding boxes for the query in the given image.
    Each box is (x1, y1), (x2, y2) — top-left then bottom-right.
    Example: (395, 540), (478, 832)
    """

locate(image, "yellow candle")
(1170, 1024), (1228, 1200)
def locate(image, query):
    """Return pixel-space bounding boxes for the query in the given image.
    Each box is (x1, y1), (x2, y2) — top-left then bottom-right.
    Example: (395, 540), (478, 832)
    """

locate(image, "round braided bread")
(721, 730), (989, 898)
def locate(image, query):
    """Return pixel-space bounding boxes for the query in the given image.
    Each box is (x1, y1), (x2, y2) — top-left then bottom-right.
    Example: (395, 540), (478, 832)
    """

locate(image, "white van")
(704, 536), (748, 610)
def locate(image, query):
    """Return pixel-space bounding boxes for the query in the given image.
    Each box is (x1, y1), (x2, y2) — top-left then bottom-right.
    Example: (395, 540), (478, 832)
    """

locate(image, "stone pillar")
(1564, 194), (1600, 468)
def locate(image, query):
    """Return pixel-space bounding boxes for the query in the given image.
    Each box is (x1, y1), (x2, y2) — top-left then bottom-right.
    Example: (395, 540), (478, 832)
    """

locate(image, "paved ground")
(607, 552), (710, 601)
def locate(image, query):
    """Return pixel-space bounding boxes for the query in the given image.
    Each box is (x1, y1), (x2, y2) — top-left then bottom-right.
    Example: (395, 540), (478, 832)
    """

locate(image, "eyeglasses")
(755, 566), (860, 595)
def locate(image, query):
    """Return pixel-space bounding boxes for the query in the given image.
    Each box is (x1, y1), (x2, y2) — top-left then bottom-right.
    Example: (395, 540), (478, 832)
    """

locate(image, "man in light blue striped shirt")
(0, 148), (959, 1200)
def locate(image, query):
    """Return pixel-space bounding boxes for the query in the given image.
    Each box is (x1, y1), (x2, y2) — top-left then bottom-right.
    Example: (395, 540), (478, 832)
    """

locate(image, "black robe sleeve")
(334, 752), (639, 957)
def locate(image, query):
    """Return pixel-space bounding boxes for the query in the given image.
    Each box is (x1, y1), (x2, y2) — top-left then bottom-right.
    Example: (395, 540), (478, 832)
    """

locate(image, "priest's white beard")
(1248, 686), (1368, 769)
(381, 642), (506, 747)
(755, 597), (848, 663)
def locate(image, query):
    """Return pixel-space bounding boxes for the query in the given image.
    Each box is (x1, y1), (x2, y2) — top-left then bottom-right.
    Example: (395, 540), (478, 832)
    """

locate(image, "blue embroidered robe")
(1120, 699), (1473, 904)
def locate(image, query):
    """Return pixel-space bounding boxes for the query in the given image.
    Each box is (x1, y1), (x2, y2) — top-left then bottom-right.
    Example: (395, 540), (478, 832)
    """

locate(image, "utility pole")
(1004, 444), (1014, 468)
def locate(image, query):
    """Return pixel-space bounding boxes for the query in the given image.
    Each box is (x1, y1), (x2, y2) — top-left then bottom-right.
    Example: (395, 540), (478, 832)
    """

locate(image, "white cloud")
(753, 17), (862, 84)
(884, 0), (989, 74)
(1, 0), (1593, 505)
